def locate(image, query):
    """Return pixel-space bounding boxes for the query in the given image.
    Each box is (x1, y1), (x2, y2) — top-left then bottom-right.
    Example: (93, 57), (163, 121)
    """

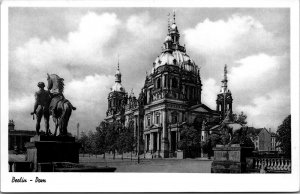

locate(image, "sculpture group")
(31, 74), (76, 136)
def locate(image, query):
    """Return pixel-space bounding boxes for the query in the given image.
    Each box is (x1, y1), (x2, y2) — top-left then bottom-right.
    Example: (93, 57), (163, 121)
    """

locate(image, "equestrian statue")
(31, 74), (76, 136)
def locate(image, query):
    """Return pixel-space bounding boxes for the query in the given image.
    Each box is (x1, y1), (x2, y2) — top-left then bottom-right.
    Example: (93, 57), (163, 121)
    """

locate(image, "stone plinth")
(30, 135), (75, 142)
(25, 135), (81, 172)
(177, 150), (184, 159)
(211, 144), (254, 173)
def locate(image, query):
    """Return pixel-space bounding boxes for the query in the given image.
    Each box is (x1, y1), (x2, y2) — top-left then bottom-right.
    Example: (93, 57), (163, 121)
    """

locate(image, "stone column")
(150, 132), (153, 152)
(134, 116), (137, 153)
(157, 133), (160, 151)
(144, 134), (147, 153)
(162, 109), (169, 158)
(168, 128), (172, 154)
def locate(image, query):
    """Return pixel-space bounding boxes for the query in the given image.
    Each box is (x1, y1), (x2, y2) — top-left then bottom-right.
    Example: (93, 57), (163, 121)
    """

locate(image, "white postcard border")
(1, 0), (299, 192)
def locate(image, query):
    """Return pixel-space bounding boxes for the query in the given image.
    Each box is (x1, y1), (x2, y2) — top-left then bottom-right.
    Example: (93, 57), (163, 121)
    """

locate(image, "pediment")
(190, 104), (214, 113)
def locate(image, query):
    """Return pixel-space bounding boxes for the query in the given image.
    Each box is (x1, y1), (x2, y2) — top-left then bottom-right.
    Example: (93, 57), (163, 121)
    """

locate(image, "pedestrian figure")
(260, 162), (267, 173)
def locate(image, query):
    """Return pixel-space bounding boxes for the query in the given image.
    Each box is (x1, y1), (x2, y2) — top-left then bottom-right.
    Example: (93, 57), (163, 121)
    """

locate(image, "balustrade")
(251, 157), (291, 173)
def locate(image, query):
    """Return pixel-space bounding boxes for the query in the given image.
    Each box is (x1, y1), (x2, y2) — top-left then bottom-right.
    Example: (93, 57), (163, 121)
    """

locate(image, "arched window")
(147, 116), (151, 126)
(173, 59), (177, 65)
(156, 113), (160, 124)
(172, 78), (178, 88)
(157, 78), (161, 89)
(171, 112), (178, 123)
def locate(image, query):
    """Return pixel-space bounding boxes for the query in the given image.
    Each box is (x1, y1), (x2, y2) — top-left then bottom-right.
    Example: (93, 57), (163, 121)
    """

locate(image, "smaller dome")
(112, 82), (125, 92)
(164, 35), (172, 42)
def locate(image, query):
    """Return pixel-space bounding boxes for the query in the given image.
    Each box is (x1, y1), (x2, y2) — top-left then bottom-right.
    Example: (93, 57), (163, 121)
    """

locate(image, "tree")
(230, 127), (254, 147)
(105, 121), (120, 159)
(116, 127), (127, 160)
(96, 121), (109, 159)
(78, 131), (88, 155)
(86, 131), (96, 156)
(231, 111), (247, 125)
(202, 132), (222, 157)
(123, 126), (135, 160)
(78, 130), (98, 156)
(276, 115), (291, 157)
(178, 124), (201, 158)
(116, 124), (136, 160)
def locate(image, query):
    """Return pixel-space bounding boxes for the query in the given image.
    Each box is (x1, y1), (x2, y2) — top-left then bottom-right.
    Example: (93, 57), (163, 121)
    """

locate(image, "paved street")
(79, 155), (212, 173)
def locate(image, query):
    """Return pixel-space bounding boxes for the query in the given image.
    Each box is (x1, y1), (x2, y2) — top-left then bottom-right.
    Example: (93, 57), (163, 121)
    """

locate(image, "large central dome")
(151, 13), (199, 74)
(153, 50), (197, 72)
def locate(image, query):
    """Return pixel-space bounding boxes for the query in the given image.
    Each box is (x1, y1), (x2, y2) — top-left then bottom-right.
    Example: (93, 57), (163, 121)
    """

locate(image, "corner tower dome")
(152, 11), (199, 75)
(111, 60), (125, 92)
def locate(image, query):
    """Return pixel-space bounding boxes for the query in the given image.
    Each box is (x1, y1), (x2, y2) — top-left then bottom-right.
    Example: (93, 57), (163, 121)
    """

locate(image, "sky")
(8, 7), (290, 135)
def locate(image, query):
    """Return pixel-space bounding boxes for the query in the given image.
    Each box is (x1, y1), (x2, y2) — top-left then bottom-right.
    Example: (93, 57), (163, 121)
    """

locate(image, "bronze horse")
(47, 74), (76, 136)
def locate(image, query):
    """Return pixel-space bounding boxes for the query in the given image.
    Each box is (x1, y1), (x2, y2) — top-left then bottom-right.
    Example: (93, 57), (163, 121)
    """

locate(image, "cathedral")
(105, 12), (233, 158)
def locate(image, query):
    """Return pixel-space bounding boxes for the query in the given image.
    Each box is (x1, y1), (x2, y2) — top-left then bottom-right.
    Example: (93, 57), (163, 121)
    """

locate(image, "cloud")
(126, 12), (161, 40)
(65, 74), (113, 111)
(9, 94), (33, 112)
(236, 88), (290, 130)
(228, 53), (290, 130)
(64, 74), (114, 133)
(229, 53), (283, 93)
(182, 13), (288, 81)
(201, 78), (219, 109)
(184, 14), (277, 57)
(12, 12), (120, 74)
(226, 53), (289, 106)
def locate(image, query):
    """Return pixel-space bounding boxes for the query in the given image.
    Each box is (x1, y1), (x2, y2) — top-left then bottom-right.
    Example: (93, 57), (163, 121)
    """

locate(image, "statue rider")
(30, 82), (51, 135)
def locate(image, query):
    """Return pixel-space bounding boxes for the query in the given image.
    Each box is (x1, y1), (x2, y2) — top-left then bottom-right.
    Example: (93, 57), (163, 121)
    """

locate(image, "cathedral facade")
(105, 13), (233, 158)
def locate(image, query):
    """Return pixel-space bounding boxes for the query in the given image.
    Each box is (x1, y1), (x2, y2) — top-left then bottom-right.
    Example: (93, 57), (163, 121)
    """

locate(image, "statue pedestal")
(211, 144), (254, 173)
(25, 135), (81, 172)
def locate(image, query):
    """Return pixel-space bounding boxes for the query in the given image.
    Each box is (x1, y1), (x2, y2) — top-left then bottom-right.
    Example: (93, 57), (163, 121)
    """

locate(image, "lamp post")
(137, 115), (140, 164)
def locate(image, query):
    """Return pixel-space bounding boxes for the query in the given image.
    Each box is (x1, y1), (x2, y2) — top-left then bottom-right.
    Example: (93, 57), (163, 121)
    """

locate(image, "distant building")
(8, 120), (36, 152)
(248, 127), (277, 151)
